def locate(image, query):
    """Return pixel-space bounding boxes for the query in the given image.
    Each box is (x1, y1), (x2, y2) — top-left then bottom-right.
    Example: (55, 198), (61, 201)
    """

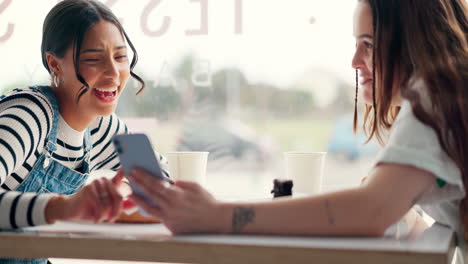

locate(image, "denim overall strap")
(84, 128), (91, 152)
(0, 87), (62, 264)
(84, 127), (92, 161)
(37, 86), (60, 153)
(1, 86), (89, 264)
(79, 127), (92, 173)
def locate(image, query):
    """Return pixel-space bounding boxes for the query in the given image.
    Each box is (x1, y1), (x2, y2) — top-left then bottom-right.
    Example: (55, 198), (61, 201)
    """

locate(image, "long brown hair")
(354, 0), (468, 238)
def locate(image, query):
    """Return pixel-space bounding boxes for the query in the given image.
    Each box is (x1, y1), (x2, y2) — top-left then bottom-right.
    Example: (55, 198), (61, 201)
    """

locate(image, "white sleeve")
(0, 91), (56, 229)
(0, 191), (56, 229)
(375, 100), (464, 204)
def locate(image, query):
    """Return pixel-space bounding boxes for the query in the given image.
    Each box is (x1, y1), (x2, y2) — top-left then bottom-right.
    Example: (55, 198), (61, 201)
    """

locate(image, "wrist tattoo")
(325, 200), (335, 225)
(232, 207), (255, 233)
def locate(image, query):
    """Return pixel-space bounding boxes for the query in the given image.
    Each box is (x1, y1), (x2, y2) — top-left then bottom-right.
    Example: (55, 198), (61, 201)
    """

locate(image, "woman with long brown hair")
(129, 0), (468, 256)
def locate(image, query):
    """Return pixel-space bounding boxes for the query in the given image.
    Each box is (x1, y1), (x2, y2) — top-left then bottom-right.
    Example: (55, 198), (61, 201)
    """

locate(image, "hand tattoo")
(232, 207), (255, 233)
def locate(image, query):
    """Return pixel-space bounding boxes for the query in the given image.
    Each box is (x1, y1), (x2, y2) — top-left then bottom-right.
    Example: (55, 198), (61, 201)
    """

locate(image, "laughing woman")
(0, 0), (167, 263)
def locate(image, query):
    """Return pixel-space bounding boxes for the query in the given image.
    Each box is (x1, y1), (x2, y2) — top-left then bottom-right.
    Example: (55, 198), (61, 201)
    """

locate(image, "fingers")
(102, 178), (123, 222)
(175, 180), (212, 201)
(130, 168), (163, 187)
(174, 180), (201, 191)
(118, 181), (132, 198)
(129, 168), (174, 210)
(123, 199), (137, 210)
(89, 178), (123, 223)
(92, 179), (110, 223)
(129, 194), (164, 218)
(112, 169), (125, 185)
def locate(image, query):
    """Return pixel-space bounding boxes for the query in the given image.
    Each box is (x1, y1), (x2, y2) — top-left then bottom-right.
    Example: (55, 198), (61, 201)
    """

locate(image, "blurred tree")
(115, 54), (332, 121)
(331, 82), (354, 113)
(211, 68), (248, 114)
(269, 88), (314, 118)
(116, 78), (181, 120)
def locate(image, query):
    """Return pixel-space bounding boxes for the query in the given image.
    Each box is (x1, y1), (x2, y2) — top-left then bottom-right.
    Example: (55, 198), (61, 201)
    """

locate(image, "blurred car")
(327, 114), (379, 160)
(176, 119), (274, 169)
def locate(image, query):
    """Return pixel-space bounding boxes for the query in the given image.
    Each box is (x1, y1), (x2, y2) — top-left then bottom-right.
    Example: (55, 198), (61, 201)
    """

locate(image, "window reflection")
(1, 0), (377, 199)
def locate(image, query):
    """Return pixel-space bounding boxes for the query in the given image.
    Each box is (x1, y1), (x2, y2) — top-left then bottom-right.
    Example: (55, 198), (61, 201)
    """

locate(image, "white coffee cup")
(167, 152), (209, 185)
(284, 152), (326, 195)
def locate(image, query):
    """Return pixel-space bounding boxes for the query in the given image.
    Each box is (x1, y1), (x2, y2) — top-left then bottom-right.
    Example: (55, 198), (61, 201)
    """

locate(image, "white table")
(0, 221), (456, 264)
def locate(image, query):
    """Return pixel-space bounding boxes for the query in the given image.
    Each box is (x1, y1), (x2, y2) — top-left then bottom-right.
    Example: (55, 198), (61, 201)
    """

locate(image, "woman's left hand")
(128, 168), (227, 234)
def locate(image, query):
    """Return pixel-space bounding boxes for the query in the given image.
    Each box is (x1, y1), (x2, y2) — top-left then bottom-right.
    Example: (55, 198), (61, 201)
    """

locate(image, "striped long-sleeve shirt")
(0, 87), (167, 229)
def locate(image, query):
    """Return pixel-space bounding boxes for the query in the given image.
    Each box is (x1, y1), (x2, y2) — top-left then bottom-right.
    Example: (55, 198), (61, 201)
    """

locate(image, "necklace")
(57, 128), (84, 170)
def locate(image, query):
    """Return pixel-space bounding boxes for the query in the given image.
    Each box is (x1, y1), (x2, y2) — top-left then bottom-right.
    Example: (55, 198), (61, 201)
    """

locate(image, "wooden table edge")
(0, 232), (456, 264)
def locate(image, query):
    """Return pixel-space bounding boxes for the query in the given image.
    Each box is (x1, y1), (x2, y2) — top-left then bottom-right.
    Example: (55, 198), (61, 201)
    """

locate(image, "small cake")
(271, 179), (293, 198)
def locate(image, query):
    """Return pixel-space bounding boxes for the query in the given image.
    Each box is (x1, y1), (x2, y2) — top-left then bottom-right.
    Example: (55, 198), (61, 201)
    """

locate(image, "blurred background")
(0, 0), (379, 200)
(1, 1), (382, 262)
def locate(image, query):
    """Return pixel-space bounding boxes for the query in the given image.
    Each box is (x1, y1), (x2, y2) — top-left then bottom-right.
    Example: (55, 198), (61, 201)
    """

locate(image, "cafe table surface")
(0, 219), (456, 264)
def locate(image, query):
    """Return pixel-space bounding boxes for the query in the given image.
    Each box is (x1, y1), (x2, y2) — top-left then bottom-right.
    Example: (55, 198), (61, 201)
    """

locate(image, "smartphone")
(113, 133), (172, 209)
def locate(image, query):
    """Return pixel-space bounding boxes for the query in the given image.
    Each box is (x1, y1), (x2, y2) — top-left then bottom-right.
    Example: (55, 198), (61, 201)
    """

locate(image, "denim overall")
(1, 86), (91, 264)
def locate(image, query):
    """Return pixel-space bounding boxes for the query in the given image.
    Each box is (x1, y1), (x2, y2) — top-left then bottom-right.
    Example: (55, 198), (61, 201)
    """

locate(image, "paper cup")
(284, 152), (326, 195)
(167, 152), (209, 185)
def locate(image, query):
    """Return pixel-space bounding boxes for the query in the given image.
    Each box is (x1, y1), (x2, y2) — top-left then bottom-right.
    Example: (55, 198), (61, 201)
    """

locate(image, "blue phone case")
(113, 133), (170, 211)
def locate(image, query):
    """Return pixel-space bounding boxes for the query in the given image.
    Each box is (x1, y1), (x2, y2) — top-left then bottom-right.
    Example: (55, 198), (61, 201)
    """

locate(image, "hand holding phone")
(113, 133), (172, 210)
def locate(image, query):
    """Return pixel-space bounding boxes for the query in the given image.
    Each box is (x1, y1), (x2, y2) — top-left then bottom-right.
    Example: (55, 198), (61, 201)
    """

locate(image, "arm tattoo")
(325, 200), (335, 225)
(232, 207), (255, 233)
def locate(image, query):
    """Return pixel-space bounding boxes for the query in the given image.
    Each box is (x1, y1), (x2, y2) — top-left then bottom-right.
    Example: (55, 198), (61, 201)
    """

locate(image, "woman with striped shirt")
(0, 1), (167, 262)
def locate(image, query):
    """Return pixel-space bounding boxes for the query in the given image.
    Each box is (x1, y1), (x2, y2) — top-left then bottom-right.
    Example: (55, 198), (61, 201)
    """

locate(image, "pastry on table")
(116, 200), (160, 223)
(116, 210), (161, 223)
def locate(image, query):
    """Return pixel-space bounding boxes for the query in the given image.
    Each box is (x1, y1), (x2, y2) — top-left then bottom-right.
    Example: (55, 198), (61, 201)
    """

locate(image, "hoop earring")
(51, 72), (61, 88)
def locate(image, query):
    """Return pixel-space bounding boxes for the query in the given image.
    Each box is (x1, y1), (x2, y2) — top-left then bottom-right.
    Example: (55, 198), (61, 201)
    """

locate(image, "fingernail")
(162, 181), (171, 188)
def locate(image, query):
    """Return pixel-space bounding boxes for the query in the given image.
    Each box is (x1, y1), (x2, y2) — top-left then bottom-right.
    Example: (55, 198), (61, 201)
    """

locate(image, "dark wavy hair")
(41, 0), (145, 101)
(354, 0), (468, 239)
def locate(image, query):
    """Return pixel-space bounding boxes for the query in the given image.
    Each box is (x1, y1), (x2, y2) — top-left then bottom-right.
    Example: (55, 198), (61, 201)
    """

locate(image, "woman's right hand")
(45, 173), (124, 224)
(127, 168), (226, 234)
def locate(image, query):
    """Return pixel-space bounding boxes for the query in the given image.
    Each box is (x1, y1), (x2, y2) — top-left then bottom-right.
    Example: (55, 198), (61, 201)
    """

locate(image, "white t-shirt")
(375, 79), (465, 233)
